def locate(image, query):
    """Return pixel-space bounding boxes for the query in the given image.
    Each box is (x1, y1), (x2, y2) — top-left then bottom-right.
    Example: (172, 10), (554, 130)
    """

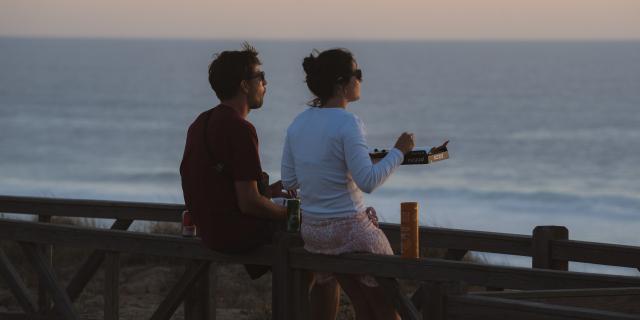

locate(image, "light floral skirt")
(301, 207), (393, 287)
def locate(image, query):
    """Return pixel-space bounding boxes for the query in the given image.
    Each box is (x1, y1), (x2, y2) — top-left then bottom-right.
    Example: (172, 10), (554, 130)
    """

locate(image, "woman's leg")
(335, 274), (375, 320)
(309, 276), (341, 320)
(362, 284), (400, 320)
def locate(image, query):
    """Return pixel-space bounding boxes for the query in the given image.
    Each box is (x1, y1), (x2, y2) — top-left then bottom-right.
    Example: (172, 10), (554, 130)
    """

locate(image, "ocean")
(1, 38), (639, 275)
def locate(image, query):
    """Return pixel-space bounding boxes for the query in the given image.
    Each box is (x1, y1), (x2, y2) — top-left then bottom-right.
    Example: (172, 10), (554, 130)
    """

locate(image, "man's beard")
(249, 93), (264, 110)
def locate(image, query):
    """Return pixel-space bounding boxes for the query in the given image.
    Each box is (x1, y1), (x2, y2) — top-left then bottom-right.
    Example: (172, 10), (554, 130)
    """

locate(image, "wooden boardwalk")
(0, 195), (639, 319)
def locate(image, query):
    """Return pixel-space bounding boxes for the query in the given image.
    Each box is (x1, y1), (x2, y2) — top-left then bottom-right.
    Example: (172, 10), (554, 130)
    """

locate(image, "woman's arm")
(342, 116), (404, 193)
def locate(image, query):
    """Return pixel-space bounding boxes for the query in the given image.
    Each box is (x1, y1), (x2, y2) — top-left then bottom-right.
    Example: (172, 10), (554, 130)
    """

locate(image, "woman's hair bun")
(302, 53), (318, 75)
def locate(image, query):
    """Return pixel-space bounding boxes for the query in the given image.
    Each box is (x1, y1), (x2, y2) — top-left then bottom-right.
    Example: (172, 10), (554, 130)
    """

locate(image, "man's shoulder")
(210, 105), (257, 131)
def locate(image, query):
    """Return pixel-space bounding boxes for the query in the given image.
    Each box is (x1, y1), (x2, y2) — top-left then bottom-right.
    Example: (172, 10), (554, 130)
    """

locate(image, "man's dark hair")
(302, 48), (355, 107)
(208, 42), (261, 100)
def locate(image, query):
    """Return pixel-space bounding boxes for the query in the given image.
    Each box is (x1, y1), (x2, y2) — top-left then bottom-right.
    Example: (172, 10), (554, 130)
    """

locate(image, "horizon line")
(2, 34), (640, 43)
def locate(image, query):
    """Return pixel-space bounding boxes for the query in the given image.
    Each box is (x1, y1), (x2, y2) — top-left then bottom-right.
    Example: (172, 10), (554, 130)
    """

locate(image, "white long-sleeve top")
(281, 107), (404, 218)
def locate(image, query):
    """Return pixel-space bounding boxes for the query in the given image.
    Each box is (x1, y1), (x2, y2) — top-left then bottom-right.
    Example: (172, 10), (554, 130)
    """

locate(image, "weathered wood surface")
(2, 218), (640, 291)
(3, 196), (640, 271)
(0, 219), (273, 265)
(1, 196), (533, 256)
(19, 242), (78, 320)
(473, 288), (640, 314)
(272, 233), (303, 320)
(288, 248), (640, 290)
(104, 252), (119, 320)
(150, 260), (210, 320)
(66, 219), (133, 303)
(380, 223), (532, 257)
(0, 195), (182, 222)
(533, 226), (569, 270)
(421, 281), (466, 320)
(552, 239), (640, 270)
(184, 262), (211, 320)
(447, 295), (640, 320)
(376, 277), (420, 320)
(3, 195), (640, 320)
(37, 214), (53, 315)
(5, 196), (639, 270)
(0, 248), (37, 314)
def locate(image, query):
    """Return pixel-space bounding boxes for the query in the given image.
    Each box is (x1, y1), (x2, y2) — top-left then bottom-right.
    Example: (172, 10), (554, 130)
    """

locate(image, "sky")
(1, 0), (639, 40)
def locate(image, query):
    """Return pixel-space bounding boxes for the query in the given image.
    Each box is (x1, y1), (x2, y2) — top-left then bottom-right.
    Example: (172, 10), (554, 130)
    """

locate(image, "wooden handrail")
(0, 195), (182, 222)
(0, 195), (532, 256)
(0, 219), (273, 265)
(2, 219), (639, 291)
(380, 223), (532, 257)
(2, 195), (640, 270)
(288, 248), (640, 290)
(552, 239), (640, 270)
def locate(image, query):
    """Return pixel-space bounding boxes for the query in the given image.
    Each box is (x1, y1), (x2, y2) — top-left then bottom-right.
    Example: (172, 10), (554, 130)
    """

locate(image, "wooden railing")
(1, 195), (639, 320)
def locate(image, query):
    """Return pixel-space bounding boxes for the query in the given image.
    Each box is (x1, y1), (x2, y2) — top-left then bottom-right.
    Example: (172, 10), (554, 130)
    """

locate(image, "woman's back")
(282, 107), (403, 217)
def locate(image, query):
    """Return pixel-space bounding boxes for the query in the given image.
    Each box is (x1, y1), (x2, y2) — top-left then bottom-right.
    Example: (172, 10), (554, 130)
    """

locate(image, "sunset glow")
(1, 0), (639, 40)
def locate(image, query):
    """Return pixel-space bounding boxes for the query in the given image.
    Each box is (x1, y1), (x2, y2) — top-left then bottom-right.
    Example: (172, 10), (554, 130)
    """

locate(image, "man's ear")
(239, 80), (250, 94)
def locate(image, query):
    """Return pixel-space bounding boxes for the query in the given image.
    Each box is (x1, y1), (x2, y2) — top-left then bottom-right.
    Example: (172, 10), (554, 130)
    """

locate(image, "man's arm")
(235, 180), (287, 220)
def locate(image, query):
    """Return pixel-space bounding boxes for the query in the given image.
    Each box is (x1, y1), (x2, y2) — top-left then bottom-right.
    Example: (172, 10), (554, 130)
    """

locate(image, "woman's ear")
(334, 84), (345, 98)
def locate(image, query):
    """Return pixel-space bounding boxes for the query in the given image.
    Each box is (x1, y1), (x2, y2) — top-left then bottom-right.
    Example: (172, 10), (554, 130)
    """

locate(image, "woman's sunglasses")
(353, 69), (363, 82)
(338, 69), (363, 82)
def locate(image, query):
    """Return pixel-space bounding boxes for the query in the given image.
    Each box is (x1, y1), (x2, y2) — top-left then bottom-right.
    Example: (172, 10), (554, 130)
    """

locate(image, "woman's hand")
(394, 132), (415, 154)
(428, 140), (449, 154)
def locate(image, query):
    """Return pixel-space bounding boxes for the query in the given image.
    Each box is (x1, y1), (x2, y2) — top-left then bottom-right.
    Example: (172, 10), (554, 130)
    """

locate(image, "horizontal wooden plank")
(0, 219), (273, 265)
(552, 239), (640, 269)
(473, 287), (640, 299)
(0, 195), (182, 222)
(0, 195), (531, 257)
(0, 312), (96, 320)
(379, 223), (532, 257)
(447, 295), (640, 320)
(472, 288), (640, 314)
(288, 248), (640, 290)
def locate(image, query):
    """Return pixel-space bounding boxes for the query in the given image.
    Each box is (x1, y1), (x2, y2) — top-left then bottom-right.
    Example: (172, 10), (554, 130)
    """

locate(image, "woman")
(281, 48), (414, 320)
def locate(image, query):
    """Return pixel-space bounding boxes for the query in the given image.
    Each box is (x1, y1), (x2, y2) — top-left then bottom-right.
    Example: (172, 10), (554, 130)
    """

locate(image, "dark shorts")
(200, 215), (281, 279)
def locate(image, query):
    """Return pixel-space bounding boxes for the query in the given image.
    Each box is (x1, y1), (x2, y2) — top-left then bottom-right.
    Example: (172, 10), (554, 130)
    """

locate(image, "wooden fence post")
(291, 269), (311, 319)
(184, 262), (210, 320)
(272, 232), (302, 320)
(104, 251), (119, 320)
(37, 214), (53, 315)
(422, 281), (466, 320)
(532, 226), (569, 271)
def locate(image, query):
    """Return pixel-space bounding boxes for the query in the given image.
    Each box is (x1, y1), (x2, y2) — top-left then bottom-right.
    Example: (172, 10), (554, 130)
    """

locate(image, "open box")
(370, 146), (449, 165)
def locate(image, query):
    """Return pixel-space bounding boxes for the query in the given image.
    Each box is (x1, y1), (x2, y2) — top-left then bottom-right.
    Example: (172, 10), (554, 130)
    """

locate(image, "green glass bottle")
(286, 199), (301, 233)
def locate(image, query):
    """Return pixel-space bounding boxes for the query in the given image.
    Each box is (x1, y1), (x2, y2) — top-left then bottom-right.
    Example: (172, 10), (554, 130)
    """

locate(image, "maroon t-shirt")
(180, 104), (271, 253)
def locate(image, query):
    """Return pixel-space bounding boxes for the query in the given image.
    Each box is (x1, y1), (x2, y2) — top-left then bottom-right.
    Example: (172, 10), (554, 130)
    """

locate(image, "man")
(180, 44), (287, 278)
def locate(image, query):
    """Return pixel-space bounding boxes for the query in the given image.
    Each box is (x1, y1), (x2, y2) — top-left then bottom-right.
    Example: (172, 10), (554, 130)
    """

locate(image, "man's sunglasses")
(247, 71), (266, 82)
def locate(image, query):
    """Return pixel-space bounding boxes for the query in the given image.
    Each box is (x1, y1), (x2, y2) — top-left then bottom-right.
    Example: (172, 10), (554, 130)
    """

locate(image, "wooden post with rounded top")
(532, 226), (569, 271)
(401, 202), (419, 259)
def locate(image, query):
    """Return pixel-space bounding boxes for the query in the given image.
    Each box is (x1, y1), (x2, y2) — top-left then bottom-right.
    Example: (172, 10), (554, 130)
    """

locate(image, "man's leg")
(309, 275), (340, 320)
